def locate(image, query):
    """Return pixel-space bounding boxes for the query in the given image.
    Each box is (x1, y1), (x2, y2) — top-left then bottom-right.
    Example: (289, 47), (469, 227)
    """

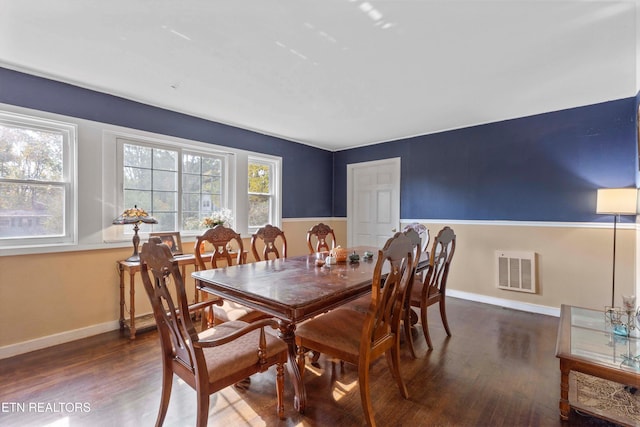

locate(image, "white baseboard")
(448, 289), (560, 317)
(0, 320), (121, 360)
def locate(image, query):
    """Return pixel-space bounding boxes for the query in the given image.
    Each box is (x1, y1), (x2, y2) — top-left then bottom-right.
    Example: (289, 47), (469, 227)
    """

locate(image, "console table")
(555, 304), (639, 425)
(118, 254), (198, 339)
(118, 250), (248, 339)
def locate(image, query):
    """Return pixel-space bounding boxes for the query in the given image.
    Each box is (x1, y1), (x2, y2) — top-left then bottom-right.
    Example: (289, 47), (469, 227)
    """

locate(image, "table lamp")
(112, 205), (158, 262)
(596, 188), (638, 307)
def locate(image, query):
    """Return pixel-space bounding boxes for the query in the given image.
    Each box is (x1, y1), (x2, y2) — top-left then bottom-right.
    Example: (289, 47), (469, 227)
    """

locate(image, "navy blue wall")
(2, 67), (637, 223)
(334, 98), (638, 222)
(0, 67), (333, 218)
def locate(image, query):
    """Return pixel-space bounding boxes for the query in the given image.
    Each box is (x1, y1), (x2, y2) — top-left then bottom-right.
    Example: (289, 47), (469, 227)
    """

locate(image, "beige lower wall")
(0, 219), (635, 357)
(414, 222), (636, 312)
(0, 219), (345, 355)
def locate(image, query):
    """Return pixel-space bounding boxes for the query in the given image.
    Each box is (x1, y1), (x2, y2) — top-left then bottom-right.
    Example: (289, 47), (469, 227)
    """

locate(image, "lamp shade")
(112, 205), (158, 225)
(596, 188), (638, 215)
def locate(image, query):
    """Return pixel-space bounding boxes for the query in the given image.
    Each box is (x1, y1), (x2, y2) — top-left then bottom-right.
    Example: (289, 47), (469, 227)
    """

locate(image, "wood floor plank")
(0, 298), (620, 426)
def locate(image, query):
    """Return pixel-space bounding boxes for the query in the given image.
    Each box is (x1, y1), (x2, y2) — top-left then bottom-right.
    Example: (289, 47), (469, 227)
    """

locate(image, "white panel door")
(347, 158), (401, 248)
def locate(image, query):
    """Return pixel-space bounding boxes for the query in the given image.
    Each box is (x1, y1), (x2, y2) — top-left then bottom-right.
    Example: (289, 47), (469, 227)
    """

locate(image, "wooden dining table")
(192, 246), (382, 413)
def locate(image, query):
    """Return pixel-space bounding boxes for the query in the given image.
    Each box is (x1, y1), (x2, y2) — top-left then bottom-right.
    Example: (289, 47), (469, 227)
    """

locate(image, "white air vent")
(496, 251), (536, 293)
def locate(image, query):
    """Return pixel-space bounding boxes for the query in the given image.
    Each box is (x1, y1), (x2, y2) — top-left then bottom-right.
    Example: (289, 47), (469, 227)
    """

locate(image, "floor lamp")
(596, 188), (638, 308)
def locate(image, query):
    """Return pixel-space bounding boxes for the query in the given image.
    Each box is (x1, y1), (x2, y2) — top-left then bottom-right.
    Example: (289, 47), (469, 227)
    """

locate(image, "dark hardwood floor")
(0, 298), (621, 426)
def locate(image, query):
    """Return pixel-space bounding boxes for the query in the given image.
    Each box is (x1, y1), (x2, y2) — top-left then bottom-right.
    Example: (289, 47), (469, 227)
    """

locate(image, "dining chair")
(342, 228), (423, 358)
(398, 228), (424, 358)
(194, 225), (266, 326)
(139, 237), (287, 427)
(295, 232), (415, 427)
(405, 226), (456, 351)
(306, 222), (336, 254)
(250, 224), (287, 261)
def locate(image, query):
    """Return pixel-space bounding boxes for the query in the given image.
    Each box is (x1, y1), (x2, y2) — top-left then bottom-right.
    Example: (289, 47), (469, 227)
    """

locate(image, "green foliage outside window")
(248, 162), (271, 227)
(0, 124), (65, 238)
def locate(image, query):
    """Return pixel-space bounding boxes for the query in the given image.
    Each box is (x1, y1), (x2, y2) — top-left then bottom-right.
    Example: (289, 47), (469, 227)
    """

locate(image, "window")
(248, 157), (277, 232)
(118, 138), (228, 234)
(0, 112), (76, 248)
(122, 142), (178, 231)
(182, 151), (225, 231)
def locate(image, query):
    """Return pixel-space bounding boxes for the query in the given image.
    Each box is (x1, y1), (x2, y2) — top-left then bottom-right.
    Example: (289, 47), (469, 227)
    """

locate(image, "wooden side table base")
(118, 259), (191, 339)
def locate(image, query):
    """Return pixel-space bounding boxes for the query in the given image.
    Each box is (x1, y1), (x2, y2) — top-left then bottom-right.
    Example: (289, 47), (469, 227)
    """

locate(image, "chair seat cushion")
(212, 301), (263, 323)
(199, 320), (287, 384)
(409, 279), (441, 306)
(296, 308), (367, 363)
(409, 278), (422, 304)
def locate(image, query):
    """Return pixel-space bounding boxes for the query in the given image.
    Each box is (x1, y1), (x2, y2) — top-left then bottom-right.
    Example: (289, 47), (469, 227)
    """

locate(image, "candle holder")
(605, 298), (640, 368)
(605, 295), (639, 338)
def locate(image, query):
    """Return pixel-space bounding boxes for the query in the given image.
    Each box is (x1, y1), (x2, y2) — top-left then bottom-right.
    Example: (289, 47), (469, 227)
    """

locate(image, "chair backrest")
(403, 222), (430, 253)
(194, 225), (245, 270)
(364, 232), (415, 349)
(251, 224), (287, 261)
(306, 223), (336, 254)
(403, 227), (423, 281)
(140, 237), (200, 373)
(424, 226), (456, 297)
(403, 226), (422, 257)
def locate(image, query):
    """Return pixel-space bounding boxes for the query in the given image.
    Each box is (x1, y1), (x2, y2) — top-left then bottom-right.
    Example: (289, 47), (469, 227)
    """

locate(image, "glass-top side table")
(570, 306), (639, 371)
(555, 305), (639, 424)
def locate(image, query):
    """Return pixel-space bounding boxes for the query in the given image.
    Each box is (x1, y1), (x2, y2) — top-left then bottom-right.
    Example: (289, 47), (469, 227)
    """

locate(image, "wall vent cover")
(496, 250), (536, 293)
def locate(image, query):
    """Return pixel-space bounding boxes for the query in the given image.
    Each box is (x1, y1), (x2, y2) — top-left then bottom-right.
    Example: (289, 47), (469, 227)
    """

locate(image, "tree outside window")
(0, 115), (74, 244)
(248, 160), (273, 228)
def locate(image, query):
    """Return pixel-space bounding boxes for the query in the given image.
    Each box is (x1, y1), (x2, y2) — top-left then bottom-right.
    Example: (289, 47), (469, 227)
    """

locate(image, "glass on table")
(314, 252), (326, 267)
(622, 295), (636, 312)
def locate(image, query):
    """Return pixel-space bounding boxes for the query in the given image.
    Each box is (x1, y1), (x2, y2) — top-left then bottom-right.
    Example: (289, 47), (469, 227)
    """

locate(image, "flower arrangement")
(202, 208), (233, 228)
(403, 222), (427, 235)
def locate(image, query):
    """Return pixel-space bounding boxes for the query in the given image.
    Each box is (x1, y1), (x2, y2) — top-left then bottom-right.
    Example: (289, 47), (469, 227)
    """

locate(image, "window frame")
(181, 148), (229, 232)
(247, 156), (280, 235)
(115, 137), (233, 238)
(0, 111), (77, 249)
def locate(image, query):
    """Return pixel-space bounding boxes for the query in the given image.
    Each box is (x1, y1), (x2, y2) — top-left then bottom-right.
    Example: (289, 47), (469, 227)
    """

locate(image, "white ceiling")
(1, 1), (638, 151)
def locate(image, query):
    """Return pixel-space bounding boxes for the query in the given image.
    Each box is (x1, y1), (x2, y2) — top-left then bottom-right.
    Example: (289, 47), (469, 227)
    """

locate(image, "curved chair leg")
(156, 363), (173, 427)
(358, 364), (376, 427)
(403, 307), (417, 358)
(420, 303), (433, 350)
(385, 346), (409, 399)
(196, 390), (210, 427)
(275, 363), (285, 419)
(439, 297), (451, 336)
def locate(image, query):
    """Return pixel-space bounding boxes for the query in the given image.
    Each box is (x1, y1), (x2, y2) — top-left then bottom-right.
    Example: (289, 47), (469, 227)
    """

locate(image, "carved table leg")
(129, 271), (136, 340)
(118, 263), (125, 330)
(410, 308), (418, 325)
(559, 360), (570, 420)
(277, 320), (306, 413)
